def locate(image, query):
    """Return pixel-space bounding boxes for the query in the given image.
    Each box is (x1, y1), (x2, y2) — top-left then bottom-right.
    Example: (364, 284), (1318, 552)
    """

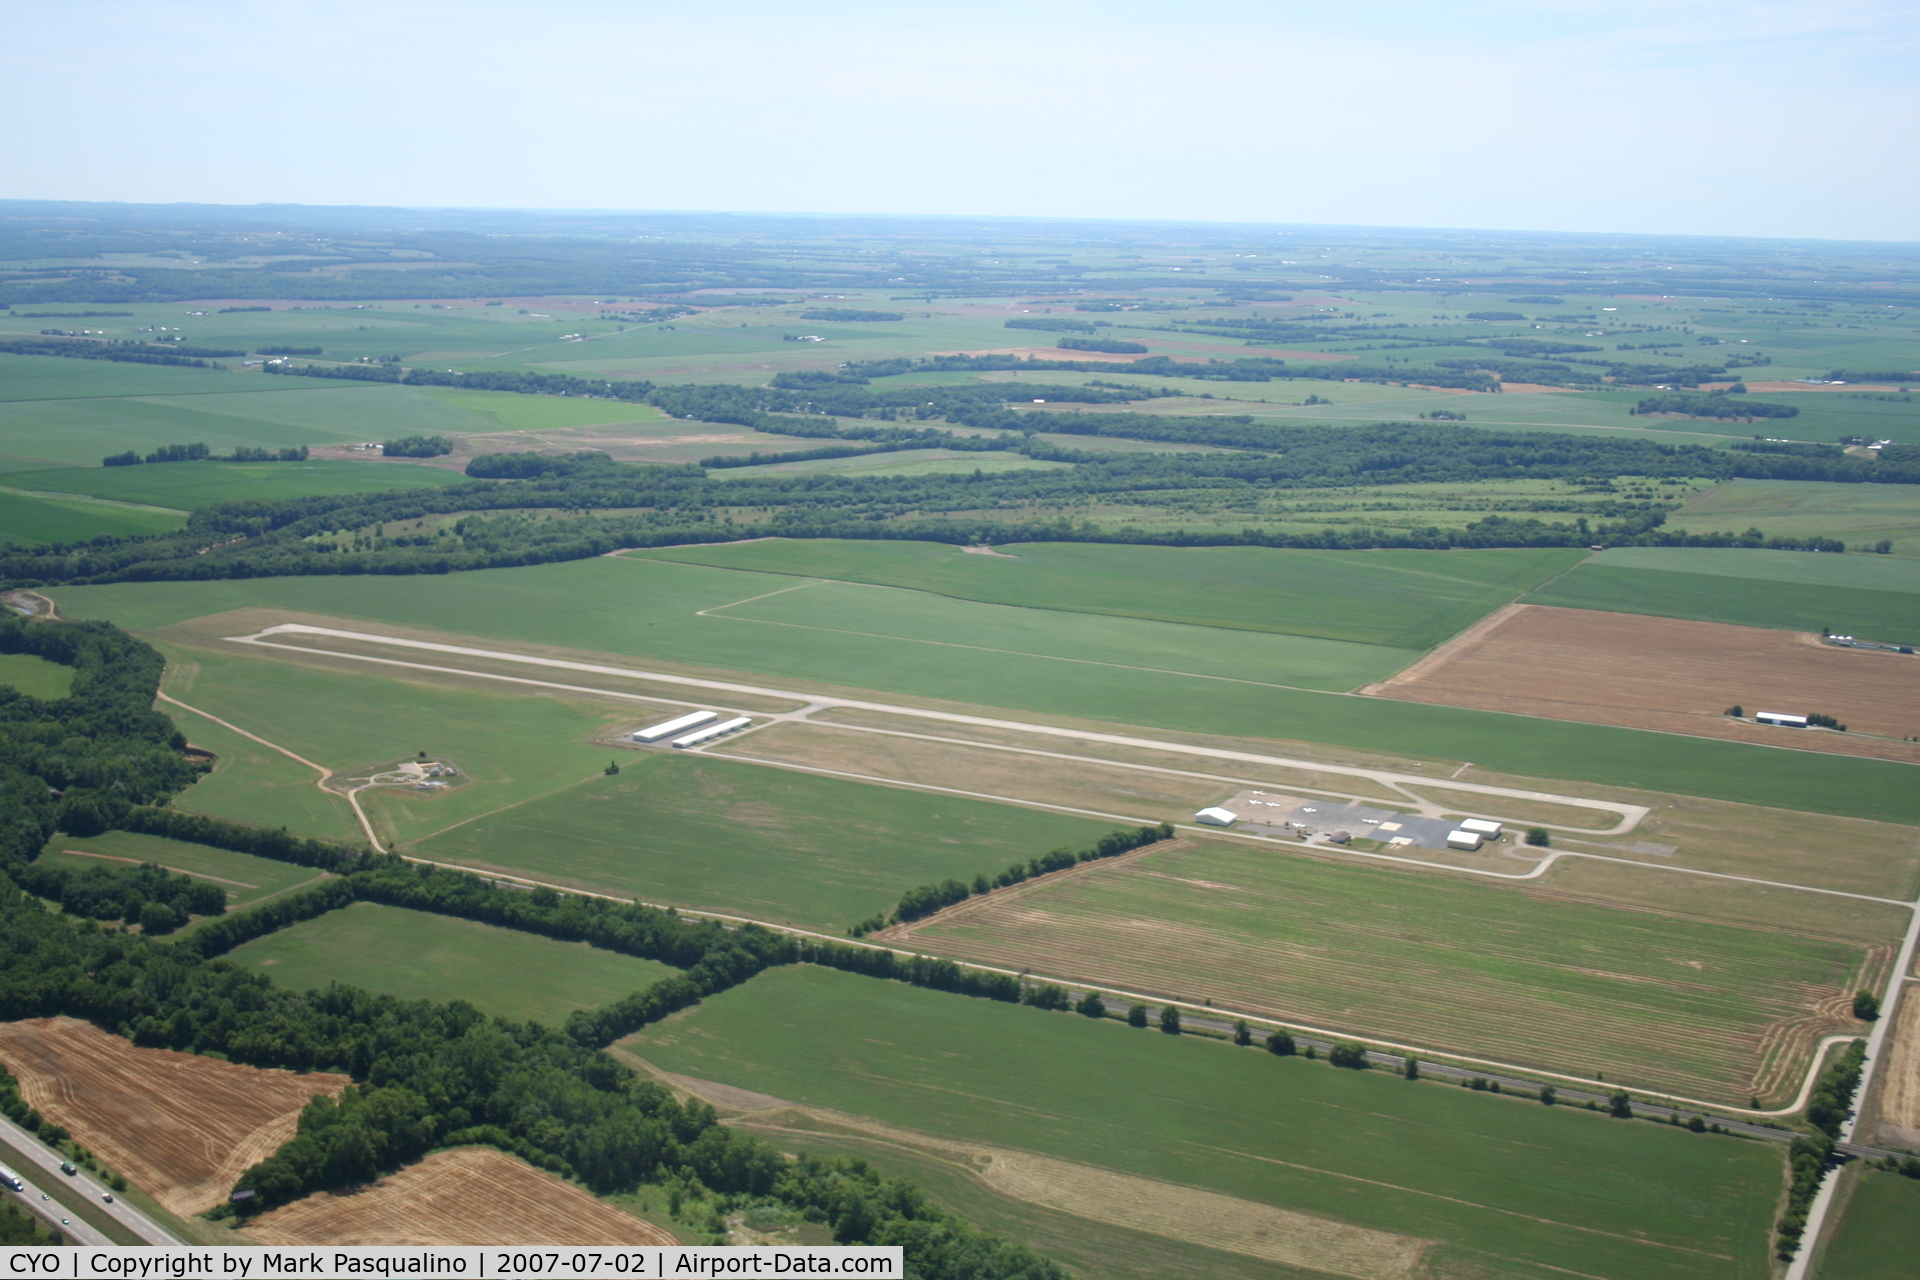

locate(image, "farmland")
(1814, 1172), (1920, 1280)
(888, 836), (1887, 1103)
(51, 563), (1920, 821)
(40, 831), (329, 911)
(6, 459), (462, 510)
(1672, 480), (1920, 559)
(414, 753), (1114, 931)
(244, 1147), (676, 1246)
(0, 486), (183, 543)
(227, 902), (679, 1025)
(1368, 603), (1920, 761)
(1523, 557), (1920, 645)
(625, 965), (1783, 1280)
(0, 1017), (347, 1216)
(626, 539), (1583, 649)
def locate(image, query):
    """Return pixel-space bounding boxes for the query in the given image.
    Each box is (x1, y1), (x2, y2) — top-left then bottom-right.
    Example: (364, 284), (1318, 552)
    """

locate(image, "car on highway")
(59, 1162), (76, 1176)
(101, 1193), (113, 1203)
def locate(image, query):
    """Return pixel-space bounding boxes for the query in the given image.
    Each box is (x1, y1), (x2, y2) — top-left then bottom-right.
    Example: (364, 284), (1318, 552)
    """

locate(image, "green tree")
(1076, 991), (1106, 1019)
(1539, 1086), (1556, 1106)
(1608, 1090), (1634, 1119)
(1264, 1030), (1295, 1056)
(1853, 990), (1881, 1020)
(1328, 1043), (1368, 1069)
(1402, 1055), (1419, 1080)
(1688, 1115), (1707, 1133)
(1525, 828), (1551, 847)
(1127, 1004), (1149, 1028)
(1232, 1019), (1252, 1046)
(1158, 1005), (1182, 1035)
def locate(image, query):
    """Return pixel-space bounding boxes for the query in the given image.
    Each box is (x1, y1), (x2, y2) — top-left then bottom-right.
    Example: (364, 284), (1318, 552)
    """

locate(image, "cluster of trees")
(122, 806), (366, 870)
(257, 345), (322, 355)
(1777, 1039), (1867, 1258)
(797, 308), (902, 321)
(874, 824), (1172, 932)
(382, 435), (453, 458)
(1634, 395), (1799, 420)
(8, 419), (1917, 589)
(1057, 337), (1147, 354)
(104, 443), (308, 466)
(1005, 317), (1096, 333)
(1824, 370), (1918, 383)
(0, 338), (219, 368)
(11, 859), (224, 934)
(1465, 311), (1526, 321)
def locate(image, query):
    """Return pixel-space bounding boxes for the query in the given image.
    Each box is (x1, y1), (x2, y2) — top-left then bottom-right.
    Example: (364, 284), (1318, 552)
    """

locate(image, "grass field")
(0, 651), (74, 699)
(50, 562), (1920, 823)
(416, 387), (663, 429)
(7, 460), (463, 510)
(627, 965), (1782, 1280)
(709, 449), (1069, 480)
(1672, 481), (1920, 559)
(40, 832), (329, 911)
(415, 752), (1113, 931)
(159, 695), (364, 844)
(1815, 1171), (1920, 1279)
(626, 540), (1582, 649)
(159, 644), (623, 845)
(1585, 546), (1920, 592)
(0, 381), (487, 470)
(1523, 564), (1920, 645)
(0, 486), (186, 543)
(896, 838), (1883, 1103)
(0, 353), (346, 404)
(228, 902), (677, 1025)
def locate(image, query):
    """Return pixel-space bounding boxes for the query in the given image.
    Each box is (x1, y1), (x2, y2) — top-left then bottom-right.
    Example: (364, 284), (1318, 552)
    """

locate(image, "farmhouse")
(1755, 711), (1809, 728)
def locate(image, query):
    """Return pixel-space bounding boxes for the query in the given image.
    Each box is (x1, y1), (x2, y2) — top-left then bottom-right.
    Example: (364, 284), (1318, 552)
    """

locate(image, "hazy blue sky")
(6, 0), (1914, 240)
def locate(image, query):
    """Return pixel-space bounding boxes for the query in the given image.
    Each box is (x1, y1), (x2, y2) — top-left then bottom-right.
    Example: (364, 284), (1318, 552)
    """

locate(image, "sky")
(4, 0), (1915, 242)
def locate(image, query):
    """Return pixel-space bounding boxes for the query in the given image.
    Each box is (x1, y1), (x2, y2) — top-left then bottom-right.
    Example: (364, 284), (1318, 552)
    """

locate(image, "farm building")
(671, 716), (752, 749)
(1446, 830), (1484, 851)
(1195, 807), (1239, 826)
(1459, 818), (1502, 837)
(633, 710), (718, 742)
(1755, 711), (1809, 728)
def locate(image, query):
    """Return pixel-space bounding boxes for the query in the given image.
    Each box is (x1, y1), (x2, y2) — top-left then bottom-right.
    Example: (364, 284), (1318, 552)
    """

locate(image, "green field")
(0, 650), (75, 699)
(0, 353), (345, 404)
(907, 837), (1882, 1102)
(709, 449), (1070, 480)
(415, 752), (1113, 931)
(417, 387), (663, 428)
(1815, 1171), (1920, 1279)
(0, 381), (490, 470)
(50, 560), (1920, 822)
(228, 901), (676, 1024)
(39, 832), (329, 910)
(1672, 481), (1920, 559)
(7, 460), (462, 510)
(160, 645), (622, 844)
(627, 965), (1782, 1280)
(0, 486), (186, 544)
(1587, 546), (1920, 592)
(1523, 564), (1920, 645)
(628, 540), (1581, 649)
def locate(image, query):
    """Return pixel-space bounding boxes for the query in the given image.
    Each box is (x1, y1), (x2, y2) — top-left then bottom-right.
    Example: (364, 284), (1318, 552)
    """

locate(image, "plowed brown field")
(245, 1148), (676, 1246)
(1362, 604), (1920, 763)
(0, 1017), (348, 1215)
(1872, 990), (1920, 1151)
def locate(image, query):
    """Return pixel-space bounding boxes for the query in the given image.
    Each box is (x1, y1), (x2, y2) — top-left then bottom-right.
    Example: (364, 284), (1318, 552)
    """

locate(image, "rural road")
(0, 1113), (183, 1244)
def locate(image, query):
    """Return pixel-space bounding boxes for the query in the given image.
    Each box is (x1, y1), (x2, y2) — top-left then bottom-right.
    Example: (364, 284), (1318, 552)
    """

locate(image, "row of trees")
(876, 824), (1173, 931)
(1776, 1040), (1867, 1258)
(105, 443), (308, 466)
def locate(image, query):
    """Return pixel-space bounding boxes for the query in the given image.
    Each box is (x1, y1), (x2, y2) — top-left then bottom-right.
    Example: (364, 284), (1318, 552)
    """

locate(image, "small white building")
(1459, 818), (1502, 837)
(671, 716), (752, 748)
(1755, 711), (1808, 728)
(1446, 830), (1484, 851)
(1195, 807), (1239, 827)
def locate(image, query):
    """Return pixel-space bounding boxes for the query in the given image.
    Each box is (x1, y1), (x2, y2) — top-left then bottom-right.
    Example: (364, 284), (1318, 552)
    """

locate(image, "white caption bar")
(0, 1248), (901, 1279)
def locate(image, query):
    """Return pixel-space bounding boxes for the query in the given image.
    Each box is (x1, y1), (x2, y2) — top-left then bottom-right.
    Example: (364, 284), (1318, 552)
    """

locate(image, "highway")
(0, 1113), (183, 1244)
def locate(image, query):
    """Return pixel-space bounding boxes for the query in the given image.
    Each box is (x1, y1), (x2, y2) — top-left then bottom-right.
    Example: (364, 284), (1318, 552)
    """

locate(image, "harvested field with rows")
(1870, 994), (1920, 1151)
(244, 1147), (677, 1246)
(891, 841), (1883, 1103)
(1364, 605), (1920, 763)
(0, 1017), (348, 1215)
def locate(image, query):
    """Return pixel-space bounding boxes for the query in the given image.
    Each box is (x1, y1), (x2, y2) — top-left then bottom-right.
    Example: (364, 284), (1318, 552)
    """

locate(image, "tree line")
(862, 824), (1173, 933)
(105, 443), (308, 466)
